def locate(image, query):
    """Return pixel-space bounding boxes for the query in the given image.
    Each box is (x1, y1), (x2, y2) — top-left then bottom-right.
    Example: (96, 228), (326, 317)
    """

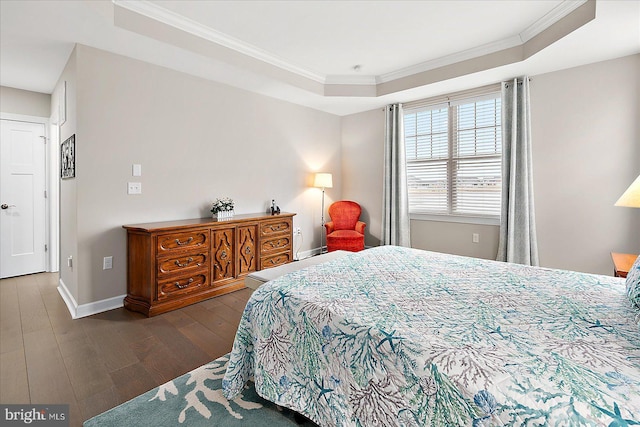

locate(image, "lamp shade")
(314, 173), (333, 189)
(615, 175), (640, 208)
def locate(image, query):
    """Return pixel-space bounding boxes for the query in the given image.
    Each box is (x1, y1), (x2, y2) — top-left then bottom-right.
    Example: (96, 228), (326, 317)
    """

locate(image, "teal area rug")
(84, 354), (316, 426)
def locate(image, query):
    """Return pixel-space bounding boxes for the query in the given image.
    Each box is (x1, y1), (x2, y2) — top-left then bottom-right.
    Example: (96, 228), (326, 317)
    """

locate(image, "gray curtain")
(382, 104), (411, 247)
(497, 77), (539, 266)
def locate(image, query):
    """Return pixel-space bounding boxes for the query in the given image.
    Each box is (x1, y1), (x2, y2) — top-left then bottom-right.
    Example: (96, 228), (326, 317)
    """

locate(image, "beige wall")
(411, 221), (500, 260)
(56, 47), (79, 301)
(530, 54), (640, 274)
(341, 108), (385, 247)
(0, 86), (51, 117)
(342, 54), (640, 275)
(59, 44), (342, 306)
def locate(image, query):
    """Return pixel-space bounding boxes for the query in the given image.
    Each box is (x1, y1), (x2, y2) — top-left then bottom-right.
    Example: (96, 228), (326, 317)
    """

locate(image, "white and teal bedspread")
(222, 246), (640, 426)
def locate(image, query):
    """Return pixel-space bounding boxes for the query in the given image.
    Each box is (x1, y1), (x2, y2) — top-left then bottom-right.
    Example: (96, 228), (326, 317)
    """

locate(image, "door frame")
(0, 112), (57, 273)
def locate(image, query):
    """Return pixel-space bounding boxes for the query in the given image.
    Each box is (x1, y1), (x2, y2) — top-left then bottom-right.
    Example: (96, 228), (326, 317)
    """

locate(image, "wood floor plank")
(145, 316), (212, 369)
(109, 363), (158, 403)
(0, 277), (20, 329)
(23, 329), (79, 420)
(160, 307), (198, 329)
(0, 327), (23, 355)
(178, 321), (232, 360)
(0, 272), (253, 427)
(205, 300), (245, 326)
(78, 386), (120, 424)
(0, 278), (24, 355)
(184, 303), (242, 343)
(82, 320), (140, 372)
(129, 335), (189, 384)
(17, 275), (52, 334)
(112, 314), (154, 344)
(63, 338), (114, 399)
(219, 288), (253, 312)
(0, 348), (29, 403)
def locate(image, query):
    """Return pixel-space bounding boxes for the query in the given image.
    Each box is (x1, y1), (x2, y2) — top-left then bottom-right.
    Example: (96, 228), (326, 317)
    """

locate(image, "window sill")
(410, 213), (500, 226)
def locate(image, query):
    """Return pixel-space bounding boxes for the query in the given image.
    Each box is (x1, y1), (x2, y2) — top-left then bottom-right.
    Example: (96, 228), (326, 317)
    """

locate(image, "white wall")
(342, 54), (640, 275)
(58, 44), (342, 307)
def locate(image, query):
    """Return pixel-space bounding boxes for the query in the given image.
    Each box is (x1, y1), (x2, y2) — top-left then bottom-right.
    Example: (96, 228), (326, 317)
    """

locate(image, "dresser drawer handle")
(175, 278), (194, 289)
(175, 237), (193, 246)
(269, 240), (282, 248)
(175, 257), (193, 267)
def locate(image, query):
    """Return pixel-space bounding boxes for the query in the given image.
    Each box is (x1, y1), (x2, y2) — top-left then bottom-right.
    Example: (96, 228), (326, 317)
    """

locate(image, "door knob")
(1, 204), (15, 209)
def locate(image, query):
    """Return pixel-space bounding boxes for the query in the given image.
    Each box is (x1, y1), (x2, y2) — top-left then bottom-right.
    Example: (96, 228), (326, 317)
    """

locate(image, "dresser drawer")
(260, 235), (292, 255)
(260, 252), (292, 269)
(260, 219), (292, 237)
(157, 271), (209, 301)
(157, 252), (209, 276)
(157, 230), (208, 254)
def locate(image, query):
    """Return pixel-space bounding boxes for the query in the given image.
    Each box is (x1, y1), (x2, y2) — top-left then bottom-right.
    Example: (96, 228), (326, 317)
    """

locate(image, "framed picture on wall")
(61, 134), (75, 179)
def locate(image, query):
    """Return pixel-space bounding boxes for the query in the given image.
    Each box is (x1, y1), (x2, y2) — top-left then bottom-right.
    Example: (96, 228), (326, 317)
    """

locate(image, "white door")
(0, 119), (46, 278)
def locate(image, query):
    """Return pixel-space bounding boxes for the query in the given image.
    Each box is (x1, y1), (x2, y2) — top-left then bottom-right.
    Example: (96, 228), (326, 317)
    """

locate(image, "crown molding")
(519, 0), (588, 42)
(378, 0), (588, 85)
(324, 75), (378, 86)
(113, 0), (326, 83)
(377, 35), (523, 84)
(112, 0), (593, 91)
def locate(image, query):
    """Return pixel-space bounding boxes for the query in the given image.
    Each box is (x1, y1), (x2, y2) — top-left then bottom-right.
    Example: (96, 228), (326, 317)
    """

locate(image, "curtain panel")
(497, 77), (539, 266)
(382, 104), (411, 247)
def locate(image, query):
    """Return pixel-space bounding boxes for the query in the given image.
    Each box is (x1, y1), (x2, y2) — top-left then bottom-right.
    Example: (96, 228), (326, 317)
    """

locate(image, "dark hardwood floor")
(0, 272), (252, 427)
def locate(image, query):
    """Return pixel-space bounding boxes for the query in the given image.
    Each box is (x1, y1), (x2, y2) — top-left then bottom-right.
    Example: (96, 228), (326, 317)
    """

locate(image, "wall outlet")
(472, 233), (480, 243)
(103, 256), (113, 270)
(294, 227), (302, 235)
(127, 182), (142, 195)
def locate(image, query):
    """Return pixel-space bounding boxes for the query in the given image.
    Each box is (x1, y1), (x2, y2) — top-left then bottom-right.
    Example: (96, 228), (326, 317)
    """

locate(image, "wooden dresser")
(123, 212), (295, 316)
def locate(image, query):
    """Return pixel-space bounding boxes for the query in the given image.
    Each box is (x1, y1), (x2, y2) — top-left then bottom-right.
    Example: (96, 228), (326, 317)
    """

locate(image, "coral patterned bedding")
(222, 246), (640, 426)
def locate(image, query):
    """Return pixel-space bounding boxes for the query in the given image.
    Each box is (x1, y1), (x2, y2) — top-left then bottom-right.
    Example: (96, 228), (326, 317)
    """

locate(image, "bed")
(222, 246), (640, 426)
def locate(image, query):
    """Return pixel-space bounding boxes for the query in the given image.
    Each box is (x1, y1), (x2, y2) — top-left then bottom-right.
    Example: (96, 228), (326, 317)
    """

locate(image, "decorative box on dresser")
(123, 212), (295, 316)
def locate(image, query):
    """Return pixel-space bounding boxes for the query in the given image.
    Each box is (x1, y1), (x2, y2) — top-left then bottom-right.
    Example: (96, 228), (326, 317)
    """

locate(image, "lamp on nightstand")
(314, 173), (333, 254)
(612, 174), (640, 277)
(615, 174), (640, 208)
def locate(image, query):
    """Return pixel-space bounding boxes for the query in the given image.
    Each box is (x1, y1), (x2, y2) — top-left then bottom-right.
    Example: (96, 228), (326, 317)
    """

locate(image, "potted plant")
(211, 197), (235, 220)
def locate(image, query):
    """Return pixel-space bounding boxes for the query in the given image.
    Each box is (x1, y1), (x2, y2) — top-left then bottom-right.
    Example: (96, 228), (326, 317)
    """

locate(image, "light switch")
(103, 256), (113, 270)
(132, 164), (142, 176)
(128, 182), (142, 195)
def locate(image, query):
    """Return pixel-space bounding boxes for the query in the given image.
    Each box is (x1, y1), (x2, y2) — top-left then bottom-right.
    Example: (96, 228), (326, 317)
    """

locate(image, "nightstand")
(611, 252), (638, 278)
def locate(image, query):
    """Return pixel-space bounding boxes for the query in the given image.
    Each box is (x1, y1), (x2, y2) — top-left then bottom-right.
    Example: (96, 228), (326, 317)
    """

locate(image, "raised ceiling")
(1, 0), (639, 115)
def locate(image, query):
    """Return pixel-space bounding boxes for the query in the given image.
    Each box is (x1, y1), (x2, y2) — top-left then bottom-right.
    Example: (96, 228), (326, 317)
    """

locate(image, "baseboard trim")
(58, 278), (125, 319)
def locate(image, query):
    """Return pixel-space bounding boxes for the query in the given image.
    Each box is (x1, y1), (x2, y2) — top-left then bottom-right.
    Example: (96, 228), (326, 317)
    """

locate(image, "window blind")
(404, 88), (502, 219)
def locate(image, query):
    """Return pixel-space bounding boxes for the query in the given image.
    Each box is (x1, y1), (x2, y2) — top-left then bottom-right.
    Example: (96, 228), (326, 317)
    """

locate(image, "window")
(404, 90), (502, 222)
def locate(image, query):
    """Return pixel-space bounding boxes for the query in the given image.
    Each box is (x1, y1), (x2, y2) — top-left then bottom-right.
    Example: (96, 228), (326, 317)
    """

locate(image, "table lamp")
(615, 174), (640, 208)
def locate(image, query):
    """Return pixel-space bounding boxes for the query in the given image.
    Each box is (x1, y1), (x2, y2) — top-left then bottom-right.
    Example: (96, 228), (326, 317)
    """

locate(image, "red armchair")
(324, 201), (366, 252)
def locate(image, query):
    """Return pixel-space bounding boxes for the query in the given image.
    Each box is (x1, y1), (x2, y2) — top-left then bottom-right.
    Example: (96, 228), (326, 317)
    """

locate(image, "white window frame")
(404, 86), (502, 225)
